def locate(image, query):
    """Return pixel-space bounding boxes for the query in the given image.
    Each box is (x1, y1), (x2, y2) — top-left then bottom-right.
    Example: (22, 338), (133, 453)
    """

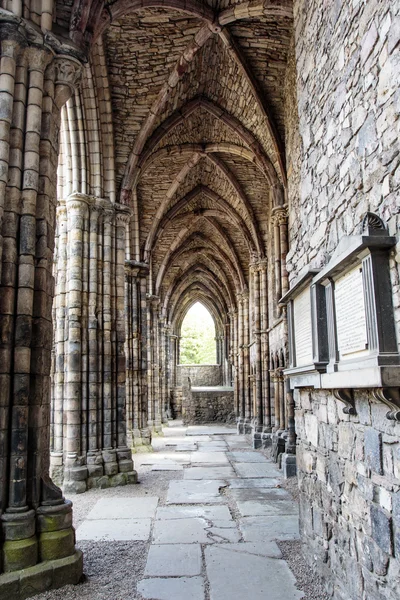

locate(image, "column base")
(131, 428), (153, 453)
(271, 431), (287, 464)
(281, 453), (297, 478)
(0, 549), (83, 600)
(60, 447), (138, 493)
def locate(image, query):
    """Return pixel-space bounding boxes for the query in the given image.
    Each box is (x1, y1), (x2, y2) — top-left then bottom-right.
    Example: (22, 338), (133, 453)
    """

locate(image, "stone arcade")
(0, 1), (399, 599)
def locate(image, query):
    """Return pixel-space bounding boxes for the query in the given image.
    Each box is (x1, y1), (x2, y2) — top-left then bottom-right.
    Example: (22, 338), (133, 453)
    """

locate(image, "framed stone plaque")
(282, 213), (400, 406)
(293, 288), (313, 367)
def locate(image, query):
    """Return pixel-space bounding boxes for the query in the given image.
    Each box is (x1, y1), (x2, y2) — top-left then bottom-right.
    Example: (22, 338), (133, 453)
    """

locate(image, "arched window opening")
(179, 302), (217, 365)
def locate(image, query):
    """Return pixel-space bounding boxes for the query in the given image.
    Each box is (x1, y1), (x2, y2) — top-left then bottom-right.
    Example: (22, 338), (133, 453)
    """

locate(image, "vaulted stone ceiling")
(57, 0), (293, 325)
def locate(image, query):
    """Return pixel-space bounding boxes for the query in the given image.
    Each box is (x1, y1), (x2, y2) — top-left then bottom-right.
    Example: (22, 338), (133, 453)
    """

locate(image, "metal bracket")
(372, 388), (400, 421)
(333, 389), (356, 415)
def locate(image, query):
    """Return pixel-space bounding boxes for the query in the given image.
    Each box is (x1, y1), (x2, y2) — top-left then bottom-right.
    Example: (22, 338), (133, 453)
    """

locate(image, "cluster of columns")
(50, 194), (137, 492)
(0, 12), (83, 585)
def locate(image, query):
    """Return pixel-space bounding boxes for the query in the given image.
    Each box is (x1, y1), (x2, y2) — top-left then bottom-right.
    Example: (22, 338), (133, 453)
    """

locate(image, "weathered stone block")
(118, 459), (134, 473)
(87, 464), (104, 478)
(97, 476), (111, 489)
(3, 536), (38, 572)
(51, 550), (83, 590)
(63, 480), (87, 494)
(109, 473), (127, 487)
(371, 504), (392, 554)
(104, 462), (118, 476)
(37, 511), (72, 533)
(126, 471), (138, 485)
(365, 428), (383, 475)
(68, 466), (88, 481)
(39, 528), (75, 562)
(19, 561), (53, 599)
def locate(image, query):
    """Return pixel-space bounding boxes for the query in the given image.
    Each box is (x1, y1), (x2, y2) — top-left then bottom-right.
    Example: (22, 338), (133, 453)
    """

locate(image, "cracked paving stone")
(156, 505), (232, 521)
(166, 480), (226, 504)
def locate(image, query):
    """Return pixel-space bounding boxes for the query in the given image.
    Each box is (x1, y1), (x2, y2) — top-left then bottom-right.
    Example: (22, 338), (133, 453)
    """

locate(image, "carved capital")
(25, 46), (53, 72)
(272, 205), (288, 227)
(53, 55), (83, 108)
(115, 203), (132, 225)
(66, 192), (92, 214)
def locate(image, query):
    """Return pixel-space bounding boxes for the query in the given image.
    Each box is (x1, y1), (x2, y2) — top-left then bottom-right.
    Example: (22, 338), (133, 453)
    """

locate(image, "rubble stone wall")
(177, 365), (223, 387)
(182, 388), (235, 425)
(290, 2), (400, 599)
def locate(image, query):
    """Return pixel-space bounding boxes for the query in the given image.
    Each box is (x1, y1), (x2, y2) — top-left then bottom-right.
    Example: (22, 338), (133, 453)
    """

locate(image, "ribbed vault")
(52, 0), (293, 468)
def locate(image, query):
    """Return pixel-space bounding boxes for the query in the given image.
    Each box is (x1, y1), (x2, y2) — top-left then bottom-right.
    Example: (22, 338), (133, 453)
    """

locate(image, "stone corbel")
(333, 389), (356, 415)
(372, 388), (400, 422)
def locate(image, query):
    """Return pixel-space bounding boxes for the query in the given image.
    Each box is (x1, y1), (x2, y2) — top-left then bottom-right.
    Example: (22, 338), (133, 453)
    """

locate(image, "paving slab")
(156, 505), (232, 521)
(144, 544), (202, 576)
(184, 466), (236, 480)
(152, 463), (183, 471)
(166, 480), (226, 504)
(138, 452), (191, 464)
(228, 451), (268, 463)
(227, 477), (280, 488)
(152, 517), (209, 544)
(137, 577), (205, 600)
(187, 426), (236, 436)
(163, 427), (188, 437)
(229, 487), (292, 501)
(86, 497), (158, 520)
(236, 499), (299, 517)
(239, 515), (300, 541)
(233, 462), (280, 478)
(190, 452), (229, 465)
(76, 518), (151, 541)
(205, 545), (304, 600)
(225, 435), (247, 444)
(198, 442), (228, 451)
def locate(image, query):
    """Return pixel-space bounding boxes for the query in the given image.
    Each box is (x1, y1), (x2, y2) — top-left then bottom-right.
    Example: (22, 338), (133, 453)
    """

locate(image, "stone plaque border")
(281, 213), (400, 420)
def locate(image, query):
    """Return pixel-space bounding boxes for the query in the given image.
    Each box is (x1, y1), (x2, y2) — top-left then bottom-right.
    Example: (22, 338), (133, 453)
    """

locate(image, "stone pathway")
(75, 421), (304, 600)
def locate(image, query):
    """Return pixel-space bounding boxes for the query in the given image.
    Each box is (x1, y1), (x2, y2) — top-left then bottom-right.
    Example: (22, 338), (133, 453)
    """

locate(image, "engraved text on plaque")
(293, 288), (313, 367)
(334, 266), (368, 358)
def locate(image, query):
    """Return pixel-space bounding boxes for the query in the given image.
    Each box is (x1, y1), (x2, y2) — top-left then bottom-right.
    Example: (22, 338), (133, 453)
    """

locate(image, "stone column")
(51, 197), (136, 493)
(0, 22), (83, 589)
(242, 291), (251, 433)
(124, 261), (152, 449)
(259, 260), (272, 432)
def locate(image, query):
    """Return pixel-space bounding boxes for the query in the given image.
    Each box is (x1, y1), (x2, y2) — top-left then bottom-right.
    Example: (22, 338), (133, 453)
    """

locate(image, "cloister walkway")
(35, 421), (315, 600)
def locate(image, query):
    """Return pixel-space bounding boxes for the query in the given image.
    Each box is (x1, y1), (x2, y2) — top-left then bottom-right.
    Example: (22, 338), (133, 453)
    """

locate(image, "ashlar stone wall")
(290, 2), (400, 599)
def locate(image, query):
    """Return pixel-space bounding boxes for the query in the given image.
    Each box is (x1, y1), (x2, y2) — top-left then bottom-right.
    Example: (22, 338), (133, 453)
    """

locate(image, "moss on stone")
(3, 537), (38, 572)
(39, 529), (75, 562)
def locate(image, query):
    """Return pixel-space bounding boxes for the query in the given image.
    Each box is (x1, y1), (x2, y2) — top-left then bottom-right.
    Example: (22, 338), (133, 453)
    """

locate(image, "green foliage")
(179, 303), (217, 365)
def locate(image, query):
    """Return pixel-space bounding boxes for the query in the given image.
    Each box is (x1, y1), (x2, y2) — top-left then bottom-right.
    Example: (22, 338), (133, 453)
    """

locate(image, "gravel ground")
(278, 541), (330, 600)
(36, 541), (148, 600)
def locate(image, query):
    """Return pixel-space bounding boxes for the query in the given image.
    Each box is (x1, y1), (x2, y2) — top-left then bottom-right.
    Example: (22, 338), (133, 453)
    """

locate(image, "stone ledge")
(0, 550), (83, 600)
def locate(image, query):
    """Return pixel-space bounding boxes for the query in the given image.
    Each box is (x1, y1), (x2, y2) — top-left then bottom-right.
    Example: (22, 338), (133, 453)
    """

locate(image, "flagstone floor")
(37, 421), (318, 600)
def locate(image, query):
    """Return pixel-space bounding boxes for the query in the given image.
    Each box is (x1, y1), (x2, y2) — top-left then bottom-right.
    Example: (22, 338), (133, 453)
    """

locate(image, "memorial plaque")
(334, 266), (367, 358)
(293, 288), (313, 367)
